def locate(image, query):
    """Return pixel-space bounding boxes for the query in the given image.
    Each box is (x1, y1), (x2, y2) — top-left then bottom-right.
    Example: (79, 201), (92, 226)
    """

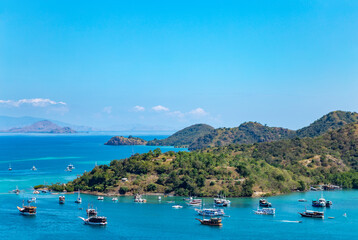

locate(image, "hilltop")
(4, 120), (76, 133)
(57, 122), (358, 197)
(105, 136), (147, 145)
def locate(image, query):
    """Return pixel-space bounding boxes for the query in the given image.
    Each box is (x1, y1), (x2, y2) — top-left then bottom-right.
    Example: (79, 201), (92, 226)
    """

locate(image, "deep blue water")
(0, 134), (357, 239)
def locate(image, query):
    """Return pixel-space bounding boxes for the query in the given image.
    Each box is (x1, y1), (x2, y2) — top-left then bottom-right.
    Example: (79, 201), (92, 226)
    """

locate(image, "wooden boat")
(299, 210), (324, 219)
(17, 204), (37, 216)
(86, 204), (98, 217)
(79, 216), (107, 225)
(196, 217), (222, 226)
(59, 196), (65, 204)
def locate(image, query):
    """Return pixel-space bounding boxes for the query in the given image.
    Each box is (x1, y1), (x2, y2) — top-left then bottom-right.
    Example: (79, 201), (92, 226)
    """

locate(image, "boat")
(158, 196), (161, 201)
(214, 196), (231, 207)
(12, 186), (20, 194)
(112, 197), (118, 202)
(172, 205), (183, 209)
(59, 196), (65, 204)
(299, 210), (324, 219)
(97, 196), (104, 200)
(17, 203), (37, 216)
(75, 191), (82, 203)
(195, 208), (225, 216)
(183, 196), (193, 201)
(259, 199), (272, 207)
(186, 199), (202, 206)
(134, 194), (146, 203)
(67, 164), (75, 170)
(166, 201), (175, 203)
(27, 197), (36, 203)
(33, 190), (40, 194)
(254, 208), (275, 215)
(195, 217), (222, 226)
(298, 199), (307, 202)
(312, 198), (332, 207)
(65, 167), (72, 172)
(86, 205), (98, 217)
(31, 166), (37, 171)
(79, 216), (107, 225)
(8, 164), (12, 171)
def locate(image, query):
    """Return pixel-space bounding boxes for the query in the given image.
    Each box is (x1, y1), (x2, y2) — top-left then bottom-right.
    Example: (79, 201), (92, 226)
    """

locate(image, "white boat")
(33, 190), (40, 194)
(27, 197), (36, 203)
(75, 191), (82, 203)
(59, 196), (65, 204)
(158, 196), (161, 201)
(8, 164), (12, 171)
(13, 186), (20, 194)
(65, 167), (72, 172)
(97, 196), (104, 200)
(172, 205), (183, 209)
(31, 166), (37, 171)
(112, 197), (118, 202)
(254, 208), (275, 215)
(134, 194), (146, 203)
(67, 164), (75, 170)
(195, 208), (225, 216)
(214, 196), (231, 207)
(186, 199), (202, 206)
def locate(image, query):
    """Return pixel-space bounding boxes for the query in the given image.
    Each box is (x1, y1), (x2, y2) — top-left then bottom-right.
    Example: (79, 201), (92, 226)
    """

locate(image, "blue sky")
(1, 0), (358, 131)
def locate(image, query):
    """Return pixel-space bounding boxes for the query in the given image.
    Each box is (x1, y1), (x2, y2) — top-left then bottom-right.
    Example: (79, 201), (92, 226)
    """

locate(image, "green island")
(50, 116), (358, 197)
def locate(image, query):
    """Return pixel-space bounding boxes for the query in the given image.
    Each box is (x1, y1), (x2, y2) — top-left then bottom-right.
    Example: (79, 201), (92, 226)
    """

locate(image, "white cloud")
(168, 110), (185, 118)
(103, 106), (112, 114)
(152, 105), (169, 112)
(133, 105), (145, 112)
(0, 98), (66, 107)
(188, 107), (208, 116)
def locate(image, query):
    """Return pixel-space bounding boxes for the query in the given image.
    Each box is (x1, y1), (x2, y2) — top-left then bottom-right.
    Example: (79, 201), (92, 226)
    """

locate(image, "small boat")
(13, 186), (20, 194)
(112, 197), (118, 202)
(33, 190), (40, 194)
(183, 196), (193, 201)
(59, 196), (65, 204)
(8, 164), (12, 171)
(166, 201), (175, 203)
(79, 216), (107, 225)
(195, 208), (225, 217)
(259, 199), (272, 207)
(187, 199), (202, 206)
(75, 191), (82, 203)
(254, 208), (275, 215)
(214, 195), (231, 207)
(31, 166), (37, 171)
(27, 197), (36, 203)
(67, 164), (75, 170)
(299, 210), (324, 219)
(172, 205), (183, 209)
(298, 199), (307, 202)
(196, 217), (222, 226)
(17, 203), (37, 216)
(328, 217), (335, 219)
(97, 196), (104, 201)
(312, 198), (332, 207)
(65, 167), (72, 172)
(134, 194), (146, 203)
(158, 196), (161, 201)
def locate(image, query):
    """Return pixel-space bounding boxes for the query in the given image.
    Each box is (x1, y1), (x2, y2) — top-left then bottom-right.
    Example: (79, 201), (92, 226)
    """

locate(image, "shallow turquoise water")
(1, 135), (357, 239)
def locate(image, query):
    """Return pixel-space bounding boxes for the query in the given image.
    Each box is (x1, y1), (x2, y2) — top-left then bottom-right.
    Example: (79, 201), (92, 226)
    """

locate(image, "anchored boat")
(134, 194), (146, 203)
(75, 191), (82, 203)
(312, 198), (332, 207)
(17, 203), (37, 216)
(214, 196), (231, 207)
(259, 199), (272, 207)
(299, 210), (324, 219)
(254, 208), (275, 215)
(59, 196), (65, 204)
(195, 208), (225, 216)
(196, 217), (222, 226)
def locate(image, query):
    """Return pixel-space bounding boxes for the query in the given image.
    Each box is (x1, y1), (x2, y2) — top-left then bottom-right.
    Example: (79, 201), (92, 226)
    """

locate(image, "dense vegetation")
(147, 124), (214, 148)
(296, 111), (358, 138)
(105, 135), (147, 145)
(189, 122), (296, 150)
(55, 123), (358, 197)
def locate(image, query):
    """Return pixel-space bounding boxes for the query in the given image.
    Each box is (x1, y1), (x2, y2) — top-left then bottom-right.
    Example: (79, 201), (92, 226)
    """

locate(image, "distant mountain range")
(0, 116), (94, 132)
(2, 120), (76, 133)
(105, 111), (358, 150)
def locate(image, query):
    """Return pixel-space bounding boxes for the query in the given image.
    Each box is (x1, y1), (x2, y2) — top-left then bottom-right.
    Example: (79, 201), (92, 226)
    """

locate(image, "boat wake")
(279, 220), (302, 223)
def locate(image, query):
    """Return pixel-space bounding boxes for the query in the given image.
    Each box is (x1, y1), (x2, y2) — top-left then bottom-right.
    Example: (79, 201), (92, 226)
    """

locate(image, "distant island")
(105, 135), (147, 145)
(105, 111), (358, 150)
(2, 120), (76, 133)
(51, 110), (358, 197)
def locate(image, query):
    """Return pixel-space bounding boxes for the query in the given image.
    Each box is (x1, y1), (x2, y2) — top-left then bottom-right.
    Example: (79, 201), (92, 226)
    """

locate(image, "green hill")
(146, 124), (214, 147)
(296, 111), (358, 138)
(54, 122), (358, 197)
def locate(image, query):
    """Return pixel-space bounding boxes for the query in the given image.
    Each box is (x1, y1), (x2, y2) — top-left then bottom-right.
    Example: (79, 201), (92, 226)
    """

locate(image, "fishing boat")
(79, 216), (107, 225)
(86, 205), (98, 217)
(112, 197), (118, 202)
(172, 205), (183, 209)
(75, 191), (82, 203)
(134, 194), (147, 203)
(195, 208), (225, 216)
(312, 198), (332, 207)
(17, 203), (37, 216)
(214, 196), (231, 207)
(259, 199), (272, 207)
(59, 196), (65, 204)
(299, 210), (324, 219)
(187, 199), (202, 206)
(195, 217), (222, 226)
(254, 208), (275, 215)
(97, 196), (104, 200)
(31, 166), (37, 171)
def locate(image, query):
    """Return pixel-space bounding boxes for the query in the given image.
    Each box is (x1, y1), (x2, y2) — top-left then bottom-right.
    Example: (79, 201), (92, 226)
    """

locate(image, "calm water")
(0, 135), (357, 239)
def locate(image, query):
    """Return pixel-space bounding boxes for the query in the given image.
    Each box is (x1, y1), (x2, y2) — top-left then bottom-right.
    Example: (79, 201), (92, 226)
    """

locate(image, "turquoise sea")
(0, 134), (357, 240)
